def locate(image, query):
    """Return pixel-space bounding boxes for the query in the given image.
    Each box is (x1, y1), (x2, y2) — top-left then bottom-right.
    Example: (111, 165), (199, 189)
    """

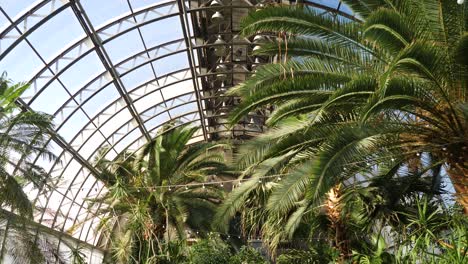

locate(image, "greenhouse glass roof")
(0, 0), (354, 261)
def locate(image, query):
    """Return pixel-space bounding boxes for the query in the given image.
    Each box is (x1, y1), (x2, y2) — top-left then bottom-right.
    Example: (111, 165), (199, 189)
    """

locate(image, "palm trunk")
(165, 206), (171, 261)
(446, 164), (468, 214)
(326, 185), (351, 262)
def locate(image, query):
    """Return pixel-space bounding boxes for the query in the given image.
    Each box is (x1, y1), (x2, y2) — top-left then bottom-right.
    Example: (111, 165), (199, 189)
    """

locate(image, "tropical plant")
(69, 246), (88, 264)
(216, 0), (467, 258)
(350, 196), (468, 264)
(0, 225), (52, 264)
(217, 141), (448, 254)
(152, 240), (189, 264)
(229, 245), (268, 264)
(90, 124), (230, 263)
(0, 73), (63, 263)
(188, 236), (232, 264)
(276, 244), (340, 264)
(232, 0), (468, 208)
(0, 72), (56, 217)
(392, 197), (468, 263)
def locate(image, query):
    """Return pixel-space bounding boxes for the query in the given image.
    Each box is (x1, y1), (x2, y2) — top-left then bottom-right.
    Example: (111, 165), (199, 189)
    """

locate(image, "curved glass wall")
(0, 0), (353, 262)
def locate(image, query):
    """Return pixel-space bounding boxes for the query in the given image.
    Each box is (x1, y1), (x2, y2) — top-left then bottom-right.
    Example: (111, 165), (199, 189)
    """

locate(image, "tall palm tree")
(227, 0), (467, 213)
(91, 124), (230, 263)
(215, 0), (467, 259)
(0, 73), (56, 217)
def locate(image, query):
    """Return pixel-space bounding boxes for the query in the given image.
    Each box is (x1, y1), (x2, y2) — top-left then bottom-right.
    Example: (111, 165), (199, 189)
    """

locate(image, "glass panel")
(0, 11), (10, 33)
(0, 39), (44, 83)
(99, 108), (134, 137)
(339, 3), (354, 15)
(113, 128), (142, 153)
(27, 8), (84, 61)
(311, 0), (341, 9)
(0, 0), (35, 20)
(129, 80), (159, 101)
(73, 174), (99, 205)
(56, 159), (82, 192)
(53, 197), (73, 228)
(79, 132), (107, 159)
(81, 84), (120, 117)
(58, 52), (106, 94)
(63, 202), (85, 232)
(57, 109), (90, 142)
(154, 51), (189, 77)
(160, 79), (193, 99)
(121, 63), (154, 90)
(169, 102), (198, 118)
(80, 0), (129, 27)
(144, 111), (170, 131)
(125, 137), (146, 152)
(129, 0), (173, 10)
(30, 80), (70, 115)
(104, 29), (145, 63)
(39, 191), (65, 227)
(92, 99), (126, 127)
(140, 16), (184, 48)
(134, 90), (163, 113)
(133, 2), (179, 24)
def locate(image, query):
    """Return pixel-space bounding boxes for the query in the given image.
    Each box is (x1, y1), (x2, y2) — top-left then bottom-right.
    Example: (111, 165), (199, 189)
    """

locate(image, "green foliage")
(70, 246), (88, 264)
(0, 73), (65, 263)
(0, 73), (56, 218)
(219, 1), (468, 261)
(153, 240), (189, 264)
(90, 124), (230, 263)
(351, 235), (396, 264)
(350, 198), (468, 263)
(229, 246), (268, 264)
(276, 244), (340, 264)
(188, 237), (232, 264)
(0, 72), (29, 113)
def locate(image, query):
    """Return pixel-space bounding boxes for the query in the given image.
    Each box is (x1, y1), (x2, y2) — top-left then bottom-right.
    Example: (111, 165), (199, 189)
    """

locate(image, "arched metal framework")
(0, 0), (355, 262)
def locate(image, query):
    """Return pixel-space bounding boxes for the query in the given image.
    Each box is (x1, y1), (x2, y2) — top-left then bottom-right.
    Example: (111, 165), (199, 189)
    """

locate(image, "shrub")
(229, 246), (268, 264)
(276, 245), (339, 264)
(154, 240), (189, 264)
(188, 237), (232, 264)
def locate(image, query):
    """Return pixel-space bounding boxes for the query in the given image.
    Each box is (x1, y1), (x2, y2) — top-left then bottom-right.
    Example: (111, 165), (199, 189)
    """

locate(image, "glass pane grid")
(0, 0), (356, 257)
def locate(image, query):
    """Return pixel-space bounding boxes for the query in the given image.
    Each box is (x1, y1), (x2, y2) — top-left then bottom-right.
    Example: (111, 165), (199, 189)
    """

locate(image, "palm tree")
(91, 124), (230, 263)
(216, 146), (447, 256)
(215, 0), (467, 259)
(0, 72), (56, 217)
(227, 1), (467, 213)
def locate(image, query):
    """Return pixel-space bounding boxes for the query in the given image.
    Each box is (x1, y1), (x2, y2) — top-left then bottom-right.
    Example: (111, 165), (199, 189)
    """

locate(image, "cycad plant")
(91, 124), (230, 263)
(0, 73), (56, 217)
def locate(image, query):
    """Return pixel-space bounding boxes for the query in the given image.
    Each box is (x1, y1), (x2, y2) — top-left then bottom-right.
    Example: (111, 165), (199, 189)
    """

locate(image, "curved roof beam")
(70, 0), (150, 141)
(23, 69), (196, 232)
(0, 0), (358, 258)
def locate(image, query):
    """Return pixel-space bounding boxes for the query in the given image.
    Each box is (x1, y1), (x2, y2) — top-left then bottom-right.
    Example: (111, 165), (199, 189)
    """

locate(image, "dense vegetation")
(90, 124), (229, 263)
(216, 0), (468, 262)
(0, 0), (467, 263)
(0, 74), (86, 263)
